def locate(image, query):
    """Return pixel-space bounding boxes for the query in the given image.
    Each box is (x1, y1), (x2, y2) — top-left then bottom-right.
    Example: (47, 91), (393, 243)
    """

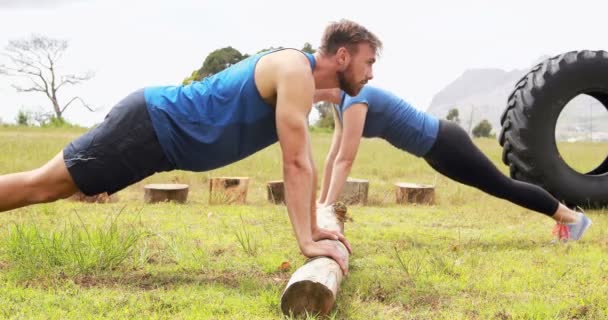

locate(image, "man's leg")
(0, 151), (78, 212)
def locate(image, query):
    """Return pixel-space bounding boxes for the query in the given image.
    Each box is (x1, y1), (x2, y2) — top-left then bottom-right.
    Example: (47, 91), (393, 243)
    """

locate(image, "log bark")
(267, 180), (285, 204)
(338, 177), (368, 205)
(144, 183), (189, 204)
(281, 203), (348, 317)
(208, 177), (249, 204)
(395, 182), (435, 205)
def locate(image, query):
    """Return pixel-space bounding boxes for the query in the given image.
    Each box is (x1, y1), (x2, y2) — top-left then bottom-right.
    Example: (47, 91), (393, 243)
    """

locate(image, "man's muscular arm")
(275, 54), (349, 274)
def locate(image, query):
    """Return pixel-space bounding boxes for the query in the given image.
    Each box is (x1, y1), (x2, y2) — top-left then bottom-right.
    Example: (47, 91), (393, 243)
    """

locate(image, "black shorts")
(63, 89), (175, 196)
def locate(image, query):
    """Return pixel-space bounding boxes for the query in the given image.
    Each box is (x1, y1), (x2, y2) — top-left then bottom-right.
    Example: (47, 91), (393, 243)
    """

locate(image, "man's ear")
(336, 47), (350, 71)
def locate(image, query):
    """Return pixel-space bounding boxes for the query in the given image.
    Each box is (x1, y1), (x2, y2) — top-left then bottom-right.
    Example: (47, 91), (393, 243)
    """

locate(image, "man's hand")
(300, 239), (350, 275)
(311, 226), (352, 255)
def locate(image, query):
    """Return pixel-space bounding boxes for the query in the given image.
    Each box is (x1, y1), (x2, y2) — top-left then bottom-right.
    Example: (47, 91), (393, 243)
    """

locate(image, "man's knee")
(26, 167), (77, 203)
(29, 188), (69, 204)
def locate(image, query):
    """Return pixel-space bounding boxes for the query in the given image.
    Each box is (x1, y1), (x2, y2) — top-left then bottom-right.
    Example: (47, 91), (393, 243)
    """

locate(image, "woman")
(314, 85), (591, 241)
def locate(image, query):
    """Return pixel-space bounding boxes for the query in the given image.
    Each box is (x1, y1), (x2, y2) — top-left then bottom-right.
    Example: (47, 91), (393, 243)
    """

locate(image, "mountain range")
(426, 57), (608, 141)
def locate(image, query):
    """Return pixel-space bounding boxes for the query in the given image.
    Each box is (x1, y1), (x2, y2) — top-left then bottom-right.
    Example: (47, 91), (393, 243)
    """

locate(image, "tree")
(184, 43), (316, 85)
(0, 34), (94, 120)
(301, 42), (316, 54)
(472, 119), (492, 138)
(446, 108), (460, 124)
(258, 43), (315, 54)
(200, 46), (249, 77)
(183, 47), (248, 84)
(256, 46), (284, 54)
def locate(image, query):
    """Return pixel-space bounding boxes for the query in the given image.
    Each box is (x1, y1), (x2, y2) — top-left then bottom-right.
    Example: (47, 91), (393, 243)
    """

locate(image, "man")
(315, 85), (591, 241)
(0, 19), (382, 274)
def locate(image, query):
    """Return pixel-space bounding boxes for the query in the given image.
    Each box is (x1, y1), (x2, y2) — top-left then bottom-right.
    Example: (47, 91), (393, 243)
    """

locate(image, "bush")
(16, 110), (32, 126)
(40, 116), (80, 128)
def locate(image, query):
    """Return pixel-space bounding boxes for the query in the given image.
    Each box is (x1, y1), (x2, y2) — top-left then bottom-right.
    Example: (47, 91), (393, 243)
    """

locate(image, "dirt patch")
(494, 309), (512, 320)
(398, 286), (451, 312)
(567, 305), (591, 319)
(70, 269), (279, 290)
(212, 248), (226, 256)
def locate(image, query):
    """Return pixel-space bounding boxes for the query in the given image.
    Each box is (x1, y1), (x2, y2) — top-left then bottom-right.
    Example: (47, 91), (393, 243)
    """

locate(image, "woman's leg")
(423, 120), (577, 222)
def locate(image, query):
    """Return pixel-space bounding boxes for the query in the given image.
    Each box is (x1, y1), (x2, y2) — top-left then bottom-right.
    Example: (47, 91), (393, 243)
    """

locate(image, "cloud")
(0, 0), (89, 8)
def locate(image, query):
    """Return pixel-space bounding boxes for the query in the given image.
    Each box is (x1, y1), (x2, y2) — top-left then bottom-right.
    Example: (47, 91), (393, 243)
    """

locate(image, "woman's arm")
(315, 88), (343, 205)
(318, 106), (343, 205)
(321, 103), (367, 206)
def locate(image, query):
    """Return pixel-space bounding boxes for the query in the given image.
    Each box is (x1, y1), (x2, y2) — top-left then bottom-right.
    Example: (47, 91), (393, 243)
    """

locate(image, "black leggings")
(423, 120), (559, 216)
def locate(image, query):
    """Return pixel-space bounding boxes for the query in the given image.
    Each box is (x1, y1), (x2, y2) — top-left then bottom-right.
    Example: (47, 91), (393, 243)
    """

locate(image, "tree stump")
(69, 191), (118, 203)
(395, 182), (435, 205)
(267, 180), (285, 204)
(144, 183), (189, 204)
(338, 177), (368, 205)
(281, 203), (348, 317)
(209, 177), (249, 204)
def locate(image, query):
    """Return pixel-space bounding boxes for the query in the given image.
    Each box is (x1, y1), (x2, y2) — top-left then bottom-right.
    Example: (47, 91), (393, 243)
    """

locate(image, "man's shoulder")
(255, 49), (314, 102)
(263, 49), (312, 75)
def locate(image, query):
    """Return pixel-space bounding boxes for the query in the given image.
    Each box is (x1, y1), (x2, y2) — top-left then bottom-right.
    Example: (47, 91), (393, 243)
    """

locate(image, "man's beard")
(338, 70), (360, 96)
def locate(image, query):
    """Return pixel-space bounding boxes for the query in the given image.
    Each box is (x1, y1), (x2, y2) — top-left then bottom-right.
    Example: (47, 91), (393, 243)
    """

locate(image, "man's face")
(337, 43), (376, 96)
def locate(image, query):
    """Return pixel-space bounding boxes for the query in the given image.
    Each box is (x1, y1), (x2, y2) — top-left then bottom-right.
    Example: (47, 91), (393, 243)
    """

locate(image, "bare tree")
(0, 34), (94, 120)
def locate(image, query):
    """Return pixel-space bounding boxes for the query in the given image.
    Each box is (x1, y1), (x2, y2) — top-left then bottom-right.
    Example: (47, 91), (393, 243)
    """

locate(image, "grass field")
(0, 127), (606, 319)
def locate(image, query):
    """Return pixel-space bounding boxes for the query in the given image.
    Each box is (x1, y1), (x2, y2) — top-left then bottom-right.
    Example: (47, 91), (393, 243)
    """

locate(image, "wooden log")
(281, 203), (349, 317)
(267, 180), (285, 204)
(209, 177), (249, 204)
(395, 182), (435, 205)
(69, 191), (118, 203)
(144, 183), (189, 204)
(338, 177), (368, 205)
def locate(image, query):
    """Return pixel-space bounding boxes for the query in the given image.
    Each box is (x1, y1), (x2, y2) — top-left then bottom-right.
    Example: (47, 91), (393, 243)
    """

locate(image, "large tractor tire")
(499, 50), (608, 208)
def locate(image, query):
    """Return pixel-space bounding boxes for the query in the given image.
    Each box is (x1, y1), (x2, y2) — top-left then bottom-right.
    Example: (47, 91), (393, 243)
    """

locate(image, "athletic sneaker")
(553, 208), (592, 242)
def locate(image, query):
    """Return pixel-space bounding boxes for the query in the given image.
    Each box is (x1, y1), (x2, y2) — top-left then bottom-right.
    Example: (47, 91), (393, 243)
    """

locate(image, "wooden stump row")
(71, 177), (435, 206)
(267, 178), (434, 206)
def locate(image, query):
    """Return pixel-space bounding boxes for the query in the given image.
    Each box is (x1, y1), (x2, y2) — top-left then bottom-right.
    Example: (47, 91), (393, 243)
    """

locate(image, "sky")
(0, 0), (606, 126)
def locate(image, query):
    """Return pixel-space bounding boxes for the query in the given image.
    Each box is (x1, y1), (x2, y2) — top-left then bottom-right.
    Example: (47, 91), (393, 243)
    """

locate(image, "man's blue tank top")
(144, 50), (316, 171)
(334, 85), (439, 157)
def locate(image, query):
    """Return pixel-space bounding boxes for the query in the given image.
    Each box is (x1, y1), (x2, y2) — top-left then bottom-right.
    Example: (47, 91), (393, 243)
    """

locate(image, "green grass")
(5, 208), (147, 280)
(0, 126), (607, 319)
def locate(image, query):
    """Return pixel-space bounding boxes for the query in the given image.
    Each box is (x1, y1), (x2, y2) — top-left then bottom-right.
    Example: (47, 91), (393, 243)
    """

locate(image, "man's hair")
(319, 19), (382, 56)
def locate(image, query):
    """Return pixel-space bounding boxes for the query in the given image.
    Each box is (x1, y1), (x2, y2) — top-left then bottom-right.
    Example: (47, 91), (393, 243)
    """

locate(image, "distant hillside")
(427, 59), (608, 141)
